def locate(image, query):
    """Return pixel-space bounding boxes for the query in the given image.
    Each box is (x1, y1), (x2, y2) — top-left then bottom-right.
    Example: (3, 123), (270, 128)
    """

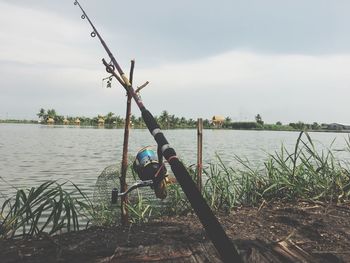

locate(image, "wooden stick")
(197, 118), (203, 192)
(136, 81), (149, 93)
(119, 59), (135, 226)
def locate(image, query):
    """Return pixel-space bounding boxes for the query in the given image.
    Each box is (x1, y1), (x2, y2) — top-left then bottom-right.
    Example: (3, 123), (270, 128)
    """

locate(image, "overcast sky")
(1, 0), (350, 124)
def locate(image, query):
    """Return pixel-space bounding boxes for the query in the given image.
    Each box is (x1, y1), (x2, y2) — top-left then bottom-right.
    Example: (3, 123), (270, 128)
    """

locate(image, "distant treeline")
(1, 108), (343, 132)
(226, 121), (323, 131)
(36, 108), (200, 128)
(0, 119), (37, 124)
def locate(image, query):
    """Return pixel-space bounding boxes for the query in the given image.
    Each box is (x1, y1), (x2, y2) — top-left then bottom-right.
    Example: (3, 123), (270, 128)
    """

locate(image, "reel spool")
(133, 146), (167, 199)
(133, 147), (166, 182)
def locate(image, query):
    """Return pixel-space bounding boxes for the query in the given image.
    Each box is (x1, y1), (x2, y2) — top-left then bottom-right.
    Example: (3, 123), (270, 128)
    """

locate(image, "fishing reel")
(111, 147), (168, 204)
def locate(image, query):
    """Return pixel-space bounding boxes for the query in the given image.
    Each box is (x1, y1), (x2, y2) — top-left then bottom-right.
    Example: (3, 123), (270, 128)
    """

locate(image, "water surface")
(0, 123), (348, 199)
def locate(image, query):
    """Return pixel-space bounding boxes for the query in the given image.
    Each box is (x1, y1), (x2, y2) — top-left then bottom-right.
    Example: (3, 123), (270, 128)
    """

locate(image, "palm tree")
(187, 118), (196, 128)
(37, 108), (46, 122)
(115, 115), (123, 127)
(255, 114), (264, 125)
(136, 117), (144, 128)
(54, 115), (64, 124)
(130, 114), (137, 127)
(203, 119), (210, 128)
(180, 117), (187, 127)
(223, 117), (232, 128)
(159, 110), (170, 129)
(105, 112), (115, 125)
(47, 109), (57, 119)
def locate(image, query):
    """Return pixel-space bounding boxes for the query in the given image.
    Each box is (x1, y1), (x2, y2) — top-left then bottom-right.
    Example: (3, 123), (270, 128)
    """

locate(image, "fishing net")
(92, 157), (181, 225)
(92, 163), (163, 207)
(93, 164), (120, 207)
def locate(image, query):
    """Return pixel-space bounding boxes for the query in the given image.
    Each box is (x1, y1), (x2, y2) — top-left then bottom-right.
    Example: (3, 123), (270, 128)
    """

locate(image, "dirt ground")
(1, 200), (349, 262)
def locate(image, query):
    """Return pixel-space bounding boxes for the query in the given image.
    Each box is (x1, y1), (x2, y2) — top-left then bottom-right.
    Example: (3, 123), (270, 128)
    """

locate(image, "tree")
(37, 108), (46, 122)
(115, 115), (124, 127)
(159, 110), (170, 129)
(223, 117), (232, 128)
(169, 114), (179, 128)
(54, 115), (64, 124)
(255, 114), (264, 125)
(187, 118), (196, 128)
(179, 117), (187, 127)
(276, 121), (282, 126)
(47, 109), (56, 119)
(136, 116), (144, 128)
(130, 114), (136, 127)
(203, 119), (211, 128)
(105, 112), (115, 125)
(289, 121), (305, 130)
(311, 122), (320, 130)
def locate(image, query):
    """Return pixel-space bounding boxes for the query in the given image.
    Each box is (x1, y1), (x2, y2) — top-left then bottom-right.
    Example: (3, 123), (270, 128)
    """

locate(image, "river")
(0, 123), (349, 200)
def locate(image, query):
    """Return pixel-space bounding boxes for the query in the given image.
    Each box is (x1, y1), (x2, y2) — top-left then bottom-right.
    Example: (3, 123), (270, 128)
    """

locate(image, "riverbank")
(1, 121), (350, 133)
(1, 200), (349, 262)
(1, 131), (350, 262)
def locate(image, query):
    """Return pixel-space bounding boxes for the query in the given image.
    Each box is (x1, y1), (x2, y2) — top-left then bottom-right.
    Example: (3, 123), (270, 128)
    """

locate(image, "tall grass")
(164, 132), (350, 214)
(0, 180), (93, 239)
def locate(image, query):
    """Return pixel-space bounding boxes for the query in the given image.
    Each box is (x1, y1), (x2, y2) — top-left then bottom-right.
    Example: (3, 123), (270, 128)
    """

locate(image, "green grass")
(126, 190), (153, 224)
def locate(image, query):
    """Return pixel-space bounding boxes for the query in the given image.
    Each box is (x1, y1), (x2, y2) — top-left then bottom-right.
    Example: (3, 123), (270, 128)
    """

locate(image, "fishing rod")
(73, 1), (242, 262)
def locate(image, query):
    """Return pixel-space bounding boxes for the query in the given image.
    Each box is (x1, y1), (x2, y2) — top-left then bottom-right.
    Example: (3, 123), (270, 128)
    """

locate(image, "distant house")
(74, 118), (81, 125)
(98, 117), (105, 126)
(324, 123), (350, 131)
(63, 118), (69, 125)
(212, 115), (225, 127)
(47, 118), (55, 125)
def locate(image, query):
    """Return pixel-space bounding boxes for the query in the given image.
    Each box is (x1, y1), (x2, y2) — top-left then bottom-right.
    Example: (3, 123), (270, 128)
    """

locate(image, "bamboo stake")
(119, 59), (135, 225)
(197, 118), (203, 192)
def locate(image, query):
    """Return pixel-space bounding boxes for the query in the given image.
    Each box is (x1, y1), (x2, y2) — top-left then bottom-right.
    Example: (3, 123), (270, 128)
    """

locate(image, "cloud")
(134, 51), (350, 123)
(0, 1), (104, 68)
(0, 1), (349, 125)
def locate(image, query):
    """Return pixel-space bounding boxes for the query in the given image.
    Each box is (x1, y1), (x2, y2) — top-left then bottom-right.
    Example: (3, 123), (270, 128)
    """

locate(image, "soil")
(1, 200), (349, 263)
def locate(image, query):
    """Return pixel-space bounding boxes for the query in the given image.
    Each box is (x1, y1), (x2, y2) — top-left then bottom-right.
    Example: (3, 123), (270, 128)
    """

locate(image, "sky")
(0, 0), (350, 124)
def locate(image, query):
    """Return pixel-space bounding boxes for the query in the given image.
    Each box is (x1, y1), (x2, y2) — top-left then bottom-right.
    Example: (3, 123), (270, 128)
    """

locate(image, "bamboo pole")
(119, 59), (135, 225)
(197, 118), (203, 192)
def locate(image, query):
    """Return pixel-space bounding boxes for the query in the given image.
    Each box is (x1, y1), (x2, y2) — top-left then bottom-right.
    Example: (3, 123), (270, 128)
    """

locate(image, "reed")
(213, 132), (349, 207)
(164, 132), (350, 214)
(259, 132), (350, 202)
(126, 190), (153, 224)
(0, 180), (93, 239)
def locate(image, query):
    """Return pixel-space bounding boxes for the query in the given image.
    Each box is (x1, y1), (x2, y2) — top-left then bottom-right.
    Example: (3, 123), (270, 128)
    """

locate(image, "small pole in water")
(197, 118), (203, 192)
(119, 59), (135, 225)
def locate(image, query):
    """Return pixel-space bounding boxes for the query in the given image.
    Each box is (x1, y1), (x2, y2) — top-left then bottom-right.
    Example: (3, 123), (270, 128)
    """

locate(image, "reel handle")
(111, 180), (154, 204)
(111, 188), (119, 204)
